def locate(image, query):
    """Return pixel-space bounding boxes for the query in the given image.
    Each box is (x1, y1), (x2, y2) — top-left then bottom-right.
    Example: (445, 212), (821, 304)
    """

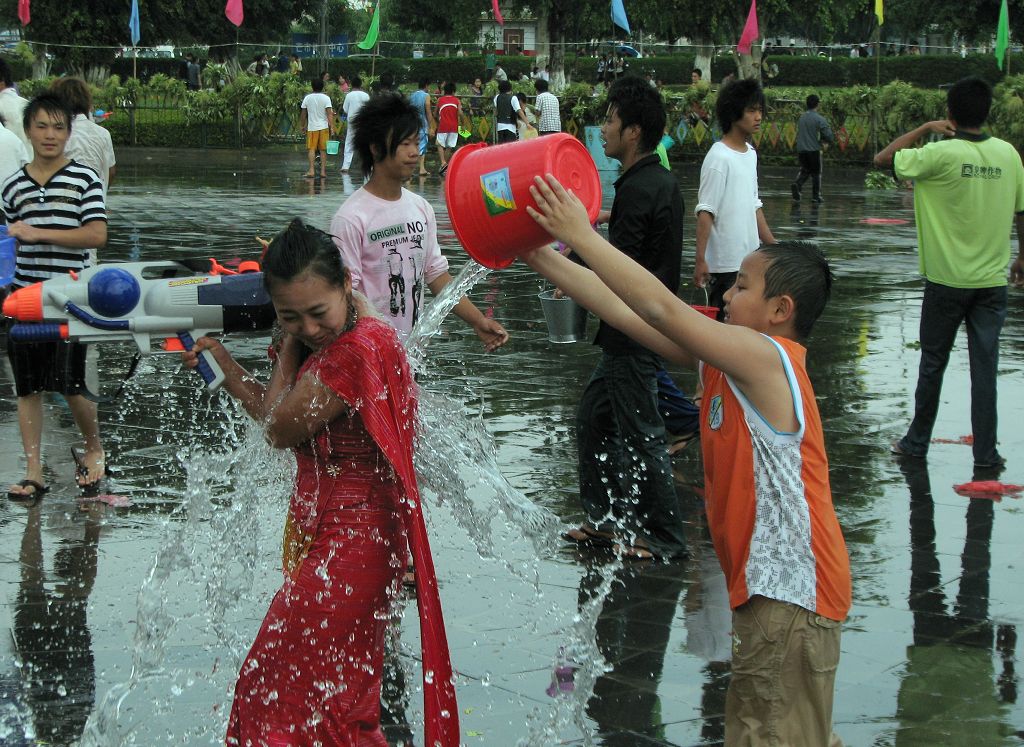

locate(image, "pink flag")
(737, 0), (758, 55)
(17, 0), (29, 25)
(491, 0), (504, 26)
(225, 0), (244, 26)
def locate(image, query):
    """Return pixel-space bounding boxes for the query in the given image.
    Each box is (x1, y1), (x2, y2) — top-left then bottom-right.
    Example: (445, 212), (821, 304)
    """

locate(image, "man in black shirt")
(566, 77), (687, 560)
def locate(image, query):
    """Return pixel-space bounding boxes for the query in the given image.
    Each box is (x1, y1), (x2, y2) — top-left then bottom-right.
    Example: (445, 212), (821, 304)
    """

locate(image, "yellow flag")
(875, 0), (884, 25)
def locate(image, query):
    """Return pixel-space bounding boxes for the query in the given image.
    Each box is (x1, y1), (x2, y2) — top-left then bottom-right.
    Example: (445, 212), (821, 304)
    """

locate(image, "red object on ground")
(860, 217), (909, 225)
(931, 434), (974, 445)
(226, 317), (459, 747)
(953, 481), (1024, 500)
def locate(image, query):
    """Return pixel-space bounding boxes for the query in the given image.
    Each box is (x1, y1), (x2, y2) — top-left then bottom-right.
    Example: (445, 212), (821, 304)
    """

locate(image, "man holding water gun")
(2, 94), (107, 499)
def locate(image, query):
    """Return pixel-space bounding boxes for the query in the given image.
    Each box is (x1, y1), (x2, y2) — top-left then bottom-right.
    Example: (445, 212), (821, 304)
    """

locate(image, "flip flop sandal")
(71, 448), (110, 496)
(8, 479), (50, 503)
(562, 525), (615, 547)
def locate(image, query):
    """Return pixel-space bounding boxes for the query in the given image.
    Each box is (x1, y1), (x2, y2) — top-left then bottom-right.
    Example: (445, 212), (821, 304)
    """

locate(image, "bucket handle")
(686, 285), (710, 308)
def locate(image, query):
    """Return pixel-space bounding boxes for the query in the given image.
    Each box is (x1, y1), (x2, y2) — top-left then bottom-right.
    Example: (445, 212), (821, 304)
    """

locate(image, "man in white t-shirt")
(0, 119), (29, 184)
(0, 60), (28, 151)
(300, 77), (335, 180)
(330, 93), (508, 350)
(50, 77), (116, 197)
(694, 79), (775, 315)
(340, 76), (369, 174)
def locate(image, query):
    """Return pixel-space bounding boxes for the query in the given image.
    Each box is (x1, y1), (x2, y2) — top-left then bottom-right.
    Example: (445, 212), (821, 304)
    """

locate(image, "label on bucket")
(481, 168), (516, 216)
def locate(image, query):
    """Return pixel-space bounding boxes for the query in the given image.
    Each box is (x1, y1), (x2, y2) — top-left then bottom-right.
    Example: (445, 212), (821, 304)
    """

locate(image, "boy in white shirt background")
(694, 79), (776, 315)
(300, 77), (335, 180)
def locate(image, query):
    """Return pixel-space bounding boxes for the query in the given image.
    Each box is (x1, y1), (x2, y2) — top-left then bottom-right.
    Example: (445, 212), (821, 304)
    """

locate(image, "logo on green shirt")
(960, 163), (1002, 179)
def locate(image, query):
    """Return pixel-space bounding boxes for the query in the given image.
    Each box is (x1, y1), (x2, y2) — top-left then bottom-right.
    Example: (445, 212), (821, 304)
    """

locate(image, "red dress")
(226, 317), (458, 747)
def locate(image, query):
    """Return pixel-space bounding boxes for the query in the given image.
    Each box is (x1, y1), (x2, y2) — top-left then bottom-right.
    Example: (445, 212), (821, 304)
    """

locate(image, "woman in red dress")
(184, 219), (459, 747)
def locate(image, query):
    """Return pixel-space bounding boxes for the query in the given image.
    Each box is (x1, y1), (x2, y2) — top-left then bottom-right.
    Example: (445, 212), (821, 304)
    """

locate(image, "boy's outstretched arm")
(526, 175), (795, 408)
(522, 246), (695, 369)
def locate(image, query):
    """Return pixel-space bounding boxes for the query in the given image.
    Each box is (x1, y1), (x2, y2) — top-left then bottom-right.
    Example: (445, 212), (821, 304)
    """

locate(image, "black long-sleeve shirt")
(594, 153), (684, 354)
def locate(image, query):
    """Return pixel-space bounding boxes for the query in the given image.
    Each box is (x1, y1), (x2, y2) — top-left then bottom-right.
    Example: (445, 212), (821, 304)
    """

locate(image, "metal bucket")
(538, 289), (588, 344)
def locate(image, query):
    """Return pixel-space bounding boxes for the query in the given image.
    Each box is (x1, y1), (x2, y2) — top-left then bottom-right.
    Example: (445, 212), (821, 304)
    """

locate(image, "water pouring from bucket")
(444, 134), (602, 270)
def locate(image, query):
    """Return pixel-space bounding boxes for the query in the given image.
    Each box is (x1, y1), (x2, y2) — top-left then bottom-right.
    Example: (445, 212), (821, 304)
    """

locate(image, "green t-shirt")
(894, 132), (1024, 288)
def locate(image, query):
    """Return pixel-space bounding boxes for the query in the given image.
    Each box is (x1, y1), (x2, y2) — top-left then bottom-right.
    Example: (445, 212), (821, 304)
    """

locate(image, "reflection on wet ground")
(1, 147), (1023, 745)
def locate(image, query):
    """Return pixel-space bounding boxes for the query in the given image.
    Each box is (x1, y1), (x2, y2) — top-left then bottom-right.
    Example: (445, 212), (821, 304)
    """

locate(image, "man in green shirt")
(874, 77), (1024, 470)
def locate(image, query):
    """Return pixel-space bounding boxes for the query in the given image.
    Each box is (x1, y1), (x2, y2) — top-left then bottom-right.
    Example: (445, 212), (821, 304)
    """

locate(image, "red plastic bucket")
(444, 134), (602, 269)
(690, 287), (719, 320)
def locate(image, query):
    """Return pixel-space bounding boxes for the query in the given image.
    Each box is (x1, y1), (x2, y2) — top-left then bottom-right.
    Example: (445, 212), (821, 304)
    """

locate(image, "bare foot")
(613, 539), (656, 560)
(563, 524), (614, 544)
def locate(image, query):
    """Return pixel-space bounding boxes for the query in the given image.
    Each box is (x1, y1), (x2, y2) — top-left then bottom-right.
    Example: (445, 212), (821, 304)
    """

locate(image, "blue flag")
(129, 0), (140, 46)
(611, 0), (630, 33)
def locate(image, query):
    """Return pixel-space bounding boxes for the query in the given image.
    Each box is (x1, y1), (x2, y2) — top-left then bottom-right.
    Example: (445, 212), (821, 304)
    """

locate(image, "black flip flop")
(7, 479), (50, 503)
(562, 525), (614, 548)
(71, 448), (110, 496)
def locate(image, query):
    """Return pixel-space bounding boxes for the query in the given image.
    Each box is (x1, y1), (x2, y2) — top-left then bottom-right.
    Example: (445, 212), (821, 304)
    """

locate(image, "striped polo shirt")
(700, 335), (851, 621)
(1, 160), (107, 288)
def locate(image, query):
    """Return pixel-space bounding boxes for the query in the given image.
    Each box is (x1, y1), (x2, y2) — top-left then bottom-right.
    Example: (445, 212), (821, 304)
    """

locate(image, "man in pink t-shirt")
(330, 93), (508, 349)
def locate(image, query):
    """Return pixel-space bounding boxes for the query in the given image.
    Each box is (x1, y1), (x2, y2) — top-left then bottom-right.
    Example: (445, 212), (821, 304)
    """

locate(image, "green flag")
(357, 3), (380, 50)
(996, 0), (1009, 70)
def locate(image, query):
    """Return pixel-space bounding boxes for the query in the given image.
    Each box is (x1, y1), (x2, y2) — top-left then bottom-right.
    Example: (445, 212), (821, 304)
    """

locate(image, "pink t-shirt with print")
(330, 187), (449, 338)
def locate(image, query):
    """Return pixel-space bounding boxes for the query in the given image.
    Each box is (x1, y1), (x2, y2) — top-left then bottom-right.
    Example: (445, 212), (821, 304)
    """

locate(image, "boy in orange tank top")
(522, 175), (851, 747)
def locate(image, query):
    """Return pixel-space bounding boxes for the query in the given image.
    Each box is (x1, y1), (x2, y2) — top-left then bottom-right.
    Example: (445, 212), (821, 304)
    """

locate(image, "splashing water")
(79, 261), (618, 745)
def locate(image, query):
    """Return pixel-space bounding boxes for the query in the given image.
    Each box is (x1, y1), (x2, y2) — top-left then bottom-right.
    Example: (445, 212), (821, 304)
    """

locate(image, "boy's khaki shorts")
(306, 128), (329, 151)
(726, 595), (844, 747)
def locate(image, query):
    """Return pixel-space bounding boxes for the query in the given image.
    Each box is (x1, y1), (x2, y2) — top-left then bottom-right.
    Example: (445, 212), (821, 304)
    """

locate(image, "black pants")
(707, 272), (738, 321)
(577, 351), (687, 558)
(897, 281), (1007, 465)
(793, 151), (822, 199)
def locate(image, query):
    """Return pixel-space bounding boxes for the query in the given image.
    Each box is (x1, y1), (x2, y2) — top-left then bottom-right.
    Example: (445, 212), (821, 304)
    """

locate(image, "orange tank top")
(700, 336), (851, 621)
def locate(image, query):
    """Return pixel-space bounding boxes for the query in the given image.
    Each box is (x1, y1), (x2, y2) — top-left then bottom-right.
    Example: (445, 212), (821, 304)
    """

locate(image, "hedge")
(18, 50), (1021, 91)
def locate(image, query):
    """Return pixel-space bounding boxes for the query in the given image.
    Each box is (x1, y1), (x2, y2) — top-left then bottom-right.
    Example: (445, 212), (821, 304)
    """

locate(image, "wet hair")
(350, 92), (420, 179)
(443, 81), (456, 95)
(351, 75), (362, 88)
(23, 94), (73, 134)
(605, 75), (666, 152)
(497, 79), (512, 94)
(716, 78), (765, 134)
(262, 218), (348, 292)
(805, 94), (820, 109)
(50, 77), (92, 116)
(534, 78), (549, 93)
(755, 241), (832, 339)
(311, 77), (325, 92)
(947, 76), (991, 128)
(0, 59), (14, 88)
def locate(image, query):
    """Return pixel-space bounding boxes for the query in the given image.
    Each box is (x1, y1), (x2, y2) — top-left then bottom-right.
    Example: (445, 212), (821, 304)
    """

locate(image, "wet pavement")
(1, 146), (1023, 746)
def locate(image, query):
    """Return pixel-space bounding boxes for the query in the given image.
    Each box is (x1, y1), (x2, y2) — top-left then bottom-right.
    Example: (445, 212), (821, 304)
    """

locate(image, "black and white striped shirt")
(1, 160), (107, 288)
